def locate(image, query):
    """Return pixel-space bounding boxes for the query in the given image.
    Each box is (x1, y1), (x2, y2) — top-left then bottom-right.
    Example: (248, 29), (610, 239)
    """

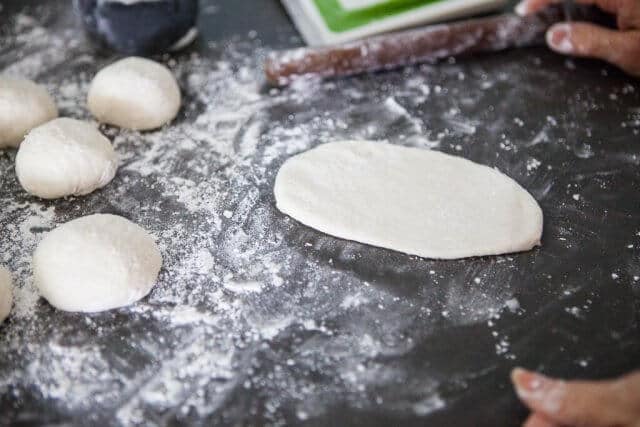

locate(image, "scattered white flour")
(505, 298), (520, 313)
(565, 306), (584, 319)
(340, 293), (368, 309)
(576, 358), (589, 367)
(526, 157), (541, 172)
(223, 279), (263, 294)
(412, 394), (445, 416)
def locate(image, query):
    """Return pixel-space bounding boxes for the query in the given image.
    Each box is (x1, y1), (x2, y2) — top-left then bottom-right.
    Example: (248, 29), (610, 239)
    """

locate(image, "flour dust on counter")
(1, 3), (639, 426)
(0, 267), (13, 324)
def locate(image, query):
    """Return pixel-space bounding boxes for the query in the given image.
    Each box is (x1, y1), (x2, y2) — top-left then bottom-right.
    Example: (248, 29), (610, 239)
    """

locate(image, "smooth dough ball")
(0, 76), (58, 148)
(33, 214), (162, 313)
(0, 267), (13, 324)
(87, 57), (181, 130)
(15, 118), (118, 199)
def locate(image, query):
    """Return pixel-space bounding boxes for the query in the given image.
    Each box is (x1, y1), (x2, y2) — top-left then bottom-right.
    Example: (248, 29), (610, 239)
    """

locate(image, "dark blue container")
(74, 0), (199, 54)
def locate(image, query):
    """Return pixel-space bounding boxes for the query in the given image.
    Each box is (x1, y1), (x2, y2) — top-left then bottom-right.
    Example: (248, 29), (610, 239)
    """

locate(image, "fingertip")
(523, 413), (558, 427)
(511, 367), (546, 397)
(515, 1), (529, 16)
(515, 0), (558, 16)
(546, 23), (574, 54)
(511, 367), (527, 384)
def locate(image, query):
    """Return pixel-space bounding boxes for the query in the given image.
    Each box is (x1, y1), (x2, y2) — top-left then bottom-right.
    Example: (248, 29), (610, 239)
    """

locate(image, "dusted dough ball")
(15, 118), (118, 199)
(33, 214), (162, 313)
(0, 76), (58, 148)
(0, 267), (13, 324)
(87, 57), (181, 130)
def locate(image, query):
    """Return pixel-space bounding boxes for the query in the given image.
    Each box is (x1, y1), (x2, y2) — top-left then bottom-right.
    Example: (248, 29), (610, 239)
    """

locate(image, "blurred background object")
(74, 0), (199, 54)
(281, 0), (508, 45)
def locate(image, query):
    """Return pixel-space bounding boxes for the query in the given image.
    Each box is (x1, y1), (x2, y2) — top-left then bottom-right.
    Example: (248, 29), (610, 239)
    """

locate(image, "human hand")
(515, 0), (640, 77)
(511, 367), (640, 427)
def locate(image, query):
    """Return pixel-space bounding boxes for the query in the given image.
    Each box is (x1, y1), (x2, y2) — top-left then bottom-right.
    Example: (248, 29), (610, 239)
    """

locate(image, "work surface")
(1, 1), (639, 426)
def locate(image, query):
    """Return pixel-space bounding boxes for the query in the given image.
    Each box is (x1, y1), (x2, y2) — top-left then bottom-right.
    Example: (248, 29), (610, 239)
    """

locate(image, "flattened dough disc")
(274, 140), (543, 259)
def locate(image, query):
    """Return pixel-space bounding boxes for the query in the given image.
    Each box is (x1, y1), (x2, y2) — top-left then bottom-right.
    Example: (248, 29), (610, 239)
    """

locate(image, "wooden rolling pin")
(265, 4), (610, 86)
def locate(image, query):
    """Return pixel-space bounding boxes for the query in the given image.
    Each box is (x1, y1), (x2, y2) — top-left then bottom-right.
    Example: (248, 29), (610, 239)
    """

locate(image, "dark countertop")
(0, 1), (639, 426)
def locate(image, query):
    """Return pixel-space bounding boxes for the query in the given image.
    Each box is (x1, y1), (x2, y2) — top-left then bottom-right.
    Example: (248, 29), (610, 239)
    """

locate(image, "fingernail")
(514, 0), (530, 16)
(546, 24), (574, 54)
(511, 368), (566, 413)
(511, 367), (547, 394)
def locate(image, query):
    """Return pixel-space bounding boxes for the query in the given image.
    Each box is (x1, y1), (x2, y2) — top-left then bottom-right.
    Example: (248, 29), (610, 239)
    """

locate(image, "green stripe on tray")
(312, 0), (444, 33)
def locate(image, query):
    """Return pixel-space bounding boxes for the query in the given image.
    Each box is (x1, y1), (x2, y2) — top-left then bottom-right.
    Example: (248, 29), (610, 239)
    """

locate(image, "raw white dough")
(0, 76), (58, 148)
(33, 214), (162, 312)
(87, 57), (181, 130)
(0, 267), (13, 324)
(274, 140), (543, 259)
(15, 118), (118, 199)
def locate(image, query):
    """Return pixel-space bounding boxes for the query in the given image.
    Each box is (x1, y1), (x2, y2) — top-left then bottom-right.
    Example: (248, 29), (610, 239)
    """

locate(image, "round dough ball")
(0, 267), (13, 324)
(0, 76), (58, 148)
(87, 57), (181, 130)
(15, 118), (118, 199)
(33, 214), (162, 313)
